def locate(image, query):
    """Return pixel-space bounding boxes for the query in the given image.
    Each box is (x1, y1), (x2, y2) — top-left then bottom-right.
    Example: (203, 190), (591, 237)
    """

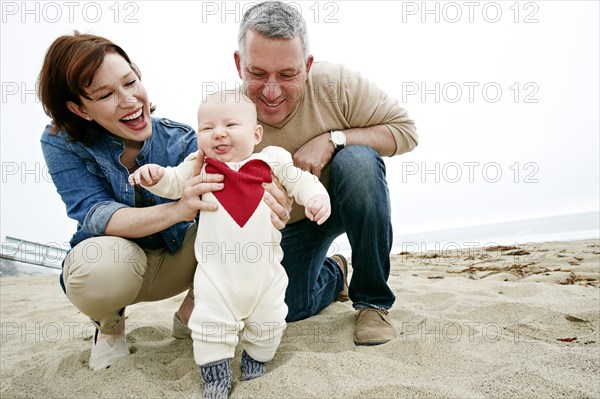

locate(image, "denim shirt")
(41, 117), (198, 252)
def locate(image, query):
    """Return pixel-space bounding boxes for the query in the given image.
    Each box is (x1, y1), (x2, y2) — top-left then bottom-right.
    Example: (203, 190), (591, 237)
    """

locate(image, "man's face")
(235, 30), (313, 126)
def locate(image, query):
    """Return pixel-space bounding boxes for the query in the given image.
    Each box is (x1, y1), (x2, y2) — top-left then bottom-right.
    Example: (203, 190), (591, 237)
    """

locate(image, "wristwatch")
(329, 130), (347, 151)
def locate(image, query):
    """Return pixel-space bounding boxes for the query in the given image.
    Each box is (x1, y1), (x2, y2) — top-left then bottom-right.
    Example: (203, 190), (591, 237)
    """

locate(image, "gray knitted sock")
(240, 350), (265, 381)
(199, 359), (232, 399)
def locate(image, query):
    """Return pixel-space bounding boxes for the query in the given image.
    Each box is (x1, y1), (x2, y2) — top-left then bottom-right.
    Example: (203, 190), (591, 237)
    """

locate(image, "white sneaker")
(89, 334), (130, 371)
(172, 312), (192, 339)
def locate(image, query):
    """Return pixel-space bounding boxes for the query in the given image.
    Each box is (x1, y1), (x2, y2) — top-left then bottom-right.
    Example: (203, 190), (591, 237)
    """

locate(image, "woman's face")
(68, 53), (152, 143)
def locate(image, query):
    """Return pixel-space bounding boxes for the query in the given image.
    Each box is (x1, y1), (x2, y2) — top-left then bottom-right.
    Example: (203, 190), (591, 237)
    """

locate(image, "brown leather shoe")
(354, 307), (396, 346)
(332, 254), (349, 302)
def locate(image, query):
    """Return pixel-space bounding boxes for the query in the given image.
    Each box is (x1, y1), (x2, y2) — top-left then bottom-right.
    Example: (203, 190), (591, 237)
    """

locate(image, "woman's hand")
(263, 176), (293, 230)
(173, 150), (223, 221)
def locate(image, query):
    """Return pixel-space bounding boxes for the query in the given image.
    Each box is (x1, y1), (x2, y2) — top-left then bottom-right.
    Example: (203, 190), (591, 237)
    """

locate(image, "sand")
(1, 239), (599, 398)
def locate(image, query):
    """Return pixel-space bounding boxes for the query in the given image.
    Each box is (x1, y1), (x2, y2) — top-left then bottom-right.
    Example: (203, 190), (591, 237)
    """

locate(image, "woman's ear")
(67, 101), (92, 121)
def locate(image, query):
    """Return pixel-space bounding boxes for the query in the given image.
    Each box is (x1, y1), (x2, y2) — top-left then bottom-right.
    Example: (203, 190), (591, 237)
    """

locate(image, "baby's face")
(197, 95), (262, 163)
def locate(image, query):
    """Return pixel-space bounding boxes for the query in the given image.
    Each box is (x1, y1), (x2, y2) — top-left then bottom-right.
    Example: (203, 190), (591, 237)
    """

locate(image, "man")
(234, 1), (418, 345)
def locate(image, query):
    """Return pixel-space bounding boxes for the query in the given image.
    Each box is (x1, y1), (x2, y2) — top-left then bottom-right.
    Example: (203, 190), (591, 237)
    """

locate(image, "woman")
(38, 32), (291, 371)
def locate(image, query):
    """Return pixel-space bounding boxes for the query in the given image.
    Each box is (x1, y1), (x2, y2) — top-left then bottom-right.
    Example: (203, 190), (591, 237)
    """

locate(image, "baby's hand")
(128, 164), (165, 187)
(305, 194), (331, 225)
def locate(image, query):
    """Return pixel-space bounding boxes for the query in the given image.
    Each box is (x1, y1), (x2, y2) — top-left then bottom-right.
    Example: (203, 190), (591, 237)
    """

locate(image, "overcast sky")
(1, 1), (598, 249)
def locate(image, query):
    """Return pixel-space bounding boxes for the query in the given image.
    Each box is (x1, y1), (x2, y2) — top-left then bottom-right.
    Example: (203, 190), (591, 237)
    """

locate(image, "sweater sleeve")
(143, 151), (199, 199)
(338, 64), (418, 156)
(260, 146), (329, 206)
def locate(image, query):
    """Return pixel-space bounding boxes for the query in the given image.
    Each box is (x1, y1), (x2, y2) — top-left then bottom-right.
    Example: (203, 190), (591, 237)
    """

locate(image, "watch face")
(332, 131), (346, 146)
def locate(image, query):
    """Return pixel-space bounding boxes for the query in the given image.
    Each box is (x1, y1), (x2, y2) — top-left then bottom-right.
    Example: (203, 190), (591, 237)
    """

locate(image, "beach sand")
(1, 239), (599, 398)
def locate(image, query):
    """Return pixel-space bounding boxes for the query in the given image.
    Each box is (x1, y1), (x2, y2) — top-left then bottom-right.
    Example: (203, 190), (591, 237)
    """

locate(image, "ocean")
(333, 210), (600, 254)
(2, 210), (598, 275)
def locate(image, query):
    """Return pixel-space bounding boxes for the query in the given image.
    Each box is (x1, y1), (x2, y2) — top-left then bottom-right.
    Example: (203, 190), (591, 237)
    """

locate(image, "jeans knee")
(331, 146), (388, 200)
(285, 307), (313, 323)
(333, 145), (380, 168)
(284, 295), (318, 322)
(332, 146), (385, 181)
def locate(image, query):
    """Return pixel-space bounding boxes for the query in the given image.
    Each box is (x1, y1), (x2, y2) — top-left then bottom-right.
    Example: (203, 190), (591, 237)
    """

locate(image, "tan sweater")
(255, 61), (418, 223)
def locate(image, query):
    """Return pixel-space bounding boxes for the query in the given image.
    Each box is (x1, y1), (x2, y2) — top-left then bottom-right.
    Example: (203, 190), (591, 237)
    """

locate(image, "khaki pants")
(63, 224), (197, 334)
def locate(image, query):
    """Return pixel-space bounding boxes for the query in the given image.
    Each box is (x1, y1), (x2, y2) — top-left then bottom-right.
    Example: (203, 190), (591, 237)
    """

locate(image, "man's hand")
(292, 133), (335, 178)
(129, 164), (165, 186)
(304, 194), (331, 225)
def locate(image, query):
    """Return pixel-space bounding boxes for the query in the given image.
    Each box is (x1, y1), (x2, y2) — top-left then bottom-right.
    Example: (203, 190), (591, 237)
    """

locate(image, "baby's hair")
(198, 90), (258, 124)
(202, 90), (253, 105)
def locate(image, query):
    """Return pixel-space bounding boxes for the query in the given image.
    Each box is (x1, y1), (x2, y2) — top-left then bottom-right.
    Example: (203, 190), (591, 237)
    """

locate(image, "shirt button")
(138, 154), (145, 160)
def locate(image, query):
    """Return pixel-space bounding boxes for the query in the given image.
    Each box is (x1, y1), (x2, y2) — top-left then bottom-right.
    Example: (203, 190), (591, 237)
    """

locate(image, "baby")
(129, 91), (330, 398)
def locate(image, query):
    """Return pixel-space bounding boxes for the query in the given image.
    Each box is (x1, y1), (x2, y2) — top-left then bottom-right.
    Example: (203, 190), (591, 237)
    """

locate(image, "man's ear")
(305, 54), (314, 76)
(255, 124), (263, 144)
(66, 101), (91, 121)
(234, 51), (243, 79)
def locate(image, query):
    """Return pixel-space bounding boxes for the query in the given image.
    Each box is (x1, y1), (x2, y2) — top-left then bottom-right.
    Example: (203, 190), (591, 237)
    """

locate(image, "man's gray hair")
(238, 1), (310, 61)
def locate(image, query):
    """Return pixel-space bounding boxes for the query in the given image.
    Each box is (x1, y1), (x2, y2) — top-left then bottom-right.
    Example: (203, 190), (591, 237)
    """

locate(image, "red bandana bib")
(205, 157), (273, 228)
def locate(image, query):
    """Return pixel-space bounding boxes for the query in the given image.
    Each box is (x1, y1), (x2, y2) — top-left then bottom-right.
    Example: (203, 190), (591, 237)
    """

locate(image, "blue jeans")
(281, 146), (395, 322)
